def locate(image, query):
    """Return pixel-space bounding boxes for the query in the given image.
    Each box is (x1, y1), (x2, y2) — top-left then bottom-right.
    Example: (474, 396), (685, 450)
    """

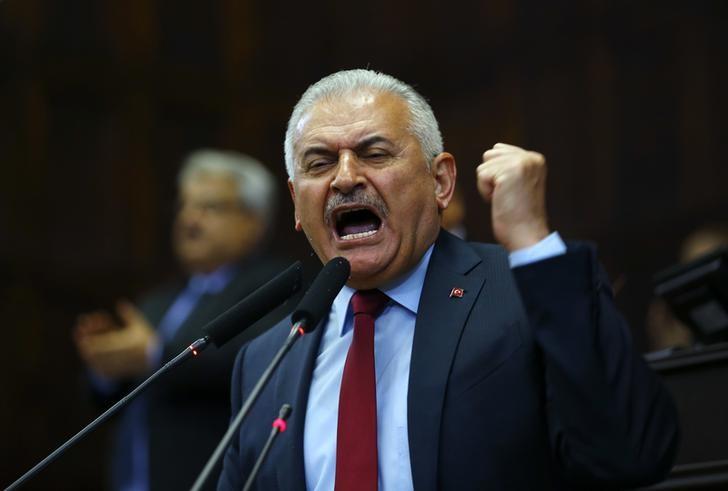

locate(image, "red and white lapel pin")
(449, 287), (465, 298)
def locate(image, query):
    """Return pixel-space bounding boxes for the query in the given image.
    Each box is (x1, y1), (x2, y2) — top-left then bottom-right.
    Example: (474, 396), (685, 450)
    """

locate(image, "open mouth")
(334, 208), (382, 241)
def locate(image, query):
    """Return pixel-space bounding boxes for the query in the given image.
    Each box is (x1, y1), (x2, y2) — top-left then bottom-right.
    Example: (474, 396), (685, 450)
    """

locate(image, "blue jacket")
(218, 231), (679, 490)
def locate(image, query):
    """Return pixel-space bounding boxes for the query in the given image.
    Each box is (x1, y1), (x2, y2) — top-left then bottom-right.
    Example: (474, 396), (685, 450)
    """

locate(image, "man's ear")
(287, 179), (303, 232)
(432, 152), (457, 211)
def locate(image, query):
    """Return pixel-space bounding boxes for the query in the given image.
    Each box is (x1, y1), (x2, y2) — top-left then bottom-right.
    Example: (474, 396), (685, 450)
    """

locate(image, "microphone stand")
(190, 256), (349, 491)
(190, 323), (305, 491)
(5, 338), (210, 491)
(242, 404), (292, 491)
(6, 261), (303, 490)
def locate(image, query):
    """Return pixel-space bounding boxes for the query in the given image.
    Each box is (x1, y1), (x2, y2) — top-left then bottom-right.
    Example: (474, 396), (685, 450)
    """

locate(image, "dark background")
(1, 0), (727, 488)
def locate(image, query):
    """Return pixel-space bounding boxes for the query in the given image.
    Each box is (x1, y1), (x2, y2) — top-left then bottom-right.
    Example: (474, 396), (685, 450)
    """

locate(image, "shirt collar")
(329, 244), (435, 337)
(188, 263), (237, 295)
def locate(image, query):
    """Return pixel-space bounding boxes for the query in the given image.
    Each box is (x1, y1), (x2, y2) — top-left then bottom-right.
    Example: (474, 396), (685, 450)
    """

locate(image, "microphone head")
(278, 404), (292, 421)
(291, 257), (350, 332)
(203, 261), (303, 347)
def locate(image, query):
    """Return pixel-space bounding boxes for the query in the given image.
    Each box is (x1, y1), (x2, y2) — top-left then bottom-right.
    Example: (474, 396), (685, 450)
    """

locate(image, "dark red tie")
(335, 289), (390, 491)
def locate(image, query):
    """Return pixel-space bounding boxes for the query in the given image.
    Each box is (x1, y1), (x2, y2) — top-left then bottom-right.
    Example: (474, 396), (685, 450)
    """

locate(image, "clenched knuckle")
(528, 151), (546, 166)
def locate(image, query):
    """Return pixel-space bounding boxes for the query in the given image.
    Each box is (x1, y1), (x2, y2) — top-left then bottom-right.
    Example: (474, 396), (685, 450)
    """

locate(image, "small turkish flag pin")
(449, 287), (465, 298)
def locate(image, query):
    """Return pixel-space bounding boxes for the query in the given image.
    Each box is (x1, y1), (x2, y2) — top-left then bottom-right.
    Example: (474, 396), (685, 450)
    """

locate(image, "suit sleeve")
(511, 243), (679, 487)
(217, 344), (248, 491)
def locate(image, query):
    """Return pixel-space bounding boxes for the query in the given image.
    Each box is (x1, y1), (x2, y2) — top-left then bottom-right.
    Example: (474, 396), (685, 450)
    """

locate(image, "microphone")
(5, 261), (302, 491)
(242, 404), (293, 491)
(292, 256), (351, 332)
(190, 257), (350, 491)
(204, 261), (303, 347)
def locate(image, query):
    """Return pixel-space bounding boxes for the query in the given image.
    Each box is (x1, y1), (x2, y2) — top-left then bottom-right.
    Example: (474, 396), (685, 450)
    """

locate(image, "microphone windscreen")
(291, 257), (350, 331)
(278, 403), (292, 420)
(203, 261), (303, 347)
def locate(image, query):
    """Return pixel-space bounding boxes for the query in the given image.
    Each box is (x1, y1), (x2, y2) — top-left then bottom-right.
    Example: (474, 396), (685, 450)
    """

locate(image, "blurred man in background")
(646, 223), (728, 351)
(73, 149), (286, 490)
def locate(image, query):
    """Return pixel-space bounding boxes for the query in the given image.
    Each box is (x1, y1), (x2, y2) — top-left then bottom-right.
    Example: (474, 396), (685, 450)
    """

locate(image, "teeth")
(340, 230), (378, 241)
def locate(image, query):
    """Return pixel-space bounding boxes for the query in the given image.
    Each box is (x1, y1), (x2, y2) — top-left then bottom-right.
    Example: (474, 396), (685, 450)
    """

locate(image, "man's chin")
(176, 249), (218, 273)
(338, 252), (394, 290)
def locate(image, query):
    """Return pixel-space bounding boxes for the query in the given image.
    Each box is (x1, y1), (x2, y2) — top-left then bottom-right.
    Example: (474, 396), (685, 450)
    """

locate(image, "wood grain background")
(1, 0), (727, 487)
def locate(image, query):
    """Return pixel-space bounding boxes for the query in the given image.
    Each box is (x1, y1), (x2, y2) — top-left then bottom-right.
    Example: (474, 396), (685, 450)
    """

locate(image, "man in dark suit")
(218, 70), (679, 490)
(74, 149), (286, 490)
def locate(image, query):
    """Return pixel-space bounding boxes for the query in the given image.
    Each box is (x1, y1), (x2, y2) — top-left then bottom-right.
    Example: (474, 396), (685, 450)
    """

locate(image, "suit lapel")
(407, 231), (487, 491)
(274, 321), (325, 491)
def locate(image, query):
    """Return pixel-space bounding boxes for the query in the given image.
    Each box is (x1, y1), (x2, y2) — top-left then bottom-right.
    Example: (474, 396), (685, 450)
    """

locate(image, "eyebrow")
(353, 135), (393, 152)
(301, 135), (395, 161)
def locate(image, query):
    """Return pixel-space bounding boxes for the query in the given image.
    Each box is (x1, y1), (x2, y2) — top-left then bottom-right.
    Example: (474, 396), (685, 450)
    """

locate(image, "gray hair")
(177, 149), (277, 224)
(284, 69), (444, 179)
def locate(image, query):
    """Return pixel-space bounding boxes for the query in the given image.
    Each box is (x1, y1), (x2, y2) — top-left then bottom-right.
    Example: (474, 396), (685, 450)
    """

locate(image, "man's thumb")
(116, 299), (145, 326)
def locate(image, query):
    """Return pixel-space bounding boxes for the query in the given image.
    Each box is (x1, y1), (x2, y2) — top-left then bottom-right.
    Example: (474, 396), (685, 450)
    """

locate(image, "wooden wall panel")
(2, 1), (727, 487)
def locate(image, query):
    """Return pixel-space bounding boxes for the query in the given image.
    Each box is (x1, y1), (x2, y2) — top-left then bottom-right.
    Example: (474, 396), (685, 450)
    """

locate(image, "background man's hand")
(476, 143), (550, 251)
(73, 300), (159, 380)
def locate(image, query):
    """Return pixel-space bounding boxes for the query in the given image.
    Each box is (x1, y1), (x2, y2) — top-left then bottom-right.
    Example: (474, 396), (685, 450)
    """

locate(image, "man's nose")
(177, 203), (203, 224)
(331, 150), (365, 194)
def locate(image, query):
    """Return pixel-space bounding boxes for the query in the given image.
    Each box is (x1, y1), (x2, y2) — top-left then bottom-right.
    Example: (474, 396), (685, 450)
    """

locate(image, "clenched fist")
(476, 143), (550, 252)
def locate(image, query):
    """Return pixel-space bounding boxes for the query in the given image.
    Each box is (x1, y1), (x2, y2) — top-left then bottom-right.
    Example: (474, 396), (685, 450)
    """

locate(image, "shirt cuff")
(508, 231), (567, 268)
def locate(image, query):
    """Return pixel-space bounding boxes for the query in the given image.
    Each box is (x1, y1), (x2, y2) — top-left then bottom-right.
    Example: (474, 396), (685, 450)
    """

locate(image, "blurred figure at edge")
(646, 223), (728, 351)
(74, 149), (287, 491)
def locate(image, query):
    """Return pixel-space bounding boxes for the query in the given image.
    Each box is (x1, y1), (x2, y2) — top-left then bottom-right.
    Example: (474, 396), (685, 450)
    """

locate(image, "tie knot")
(351, 289), (390, 318)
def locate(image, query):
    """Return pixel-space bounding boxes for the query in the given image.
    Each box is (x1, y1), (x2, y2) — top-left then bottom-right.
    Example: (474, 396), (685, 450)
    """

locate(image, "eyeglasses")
(176, 200), (245, 216)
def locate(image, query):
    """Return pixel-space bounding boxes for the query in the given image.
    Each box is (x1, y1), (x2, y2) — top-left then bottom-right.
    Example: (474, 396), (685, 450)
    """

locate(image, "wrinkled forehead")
(293, 90), (412, 152)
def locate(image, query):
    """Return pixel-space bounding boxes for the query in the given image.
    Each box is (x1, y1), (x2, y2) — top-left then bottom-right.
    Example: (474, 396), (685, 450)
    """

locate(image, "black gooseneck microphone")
(5, 261), (303, 491)
(190, 256), (350, 491)
(290, 256), (351, 332)
(202, 261), (303, 347)
(242, 404), (293, 491)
